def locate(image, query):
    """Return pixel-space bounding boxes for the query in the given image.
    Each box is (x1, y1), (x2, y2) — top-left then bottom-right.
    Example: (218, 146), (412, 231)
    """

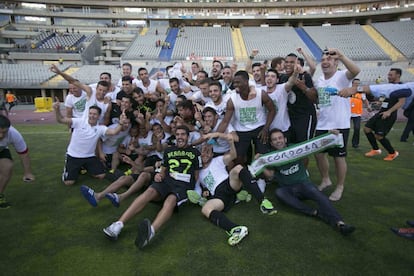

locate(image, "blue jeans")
(275, 182), (342, 227)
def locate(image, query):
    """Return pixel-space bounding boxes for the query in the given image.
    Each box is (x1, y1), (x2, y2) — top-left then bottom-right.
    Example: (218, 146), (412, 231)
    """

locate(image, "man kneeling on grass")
(188, 132), (277, 246)
(103, 125), (202, 249)
(53, 100), (129, 186)
(262, 128), (355, 235)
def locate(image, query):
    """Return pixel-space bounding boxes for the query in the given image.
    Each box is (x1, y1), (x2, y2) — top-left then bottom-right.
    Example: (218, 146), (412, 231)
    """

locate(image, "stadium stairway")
(158, 27), (179, 61)
(362, 25), (406, 62)
(232, 28), (248, 62)
(48, 67), (79, 85)
(295, 27), (323, 62)
(140, 27), (149, 36)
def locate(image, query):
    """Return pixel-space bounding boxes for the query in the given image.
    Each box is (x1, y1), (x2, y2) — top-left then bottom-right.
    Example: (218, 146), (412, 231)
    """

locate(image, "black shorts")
(144, 155), (162, 168)
(288, 114), (316, 143)
(0, 148), (12, 160)
(213, 180), (236, 212)
(236, 126), (268, 157)
(63, 154), (106, 181)
(314, 129), (349, 157)
(104, 154), (113, 170)
(365, 112), (397, 137)
(150, 178), (191, 207)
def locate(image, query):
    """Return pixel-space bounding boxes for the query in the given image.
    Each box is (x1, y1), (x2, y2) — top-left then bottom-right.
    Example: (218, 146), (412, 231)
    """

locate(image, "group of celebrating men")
(1, 46), (413, 245)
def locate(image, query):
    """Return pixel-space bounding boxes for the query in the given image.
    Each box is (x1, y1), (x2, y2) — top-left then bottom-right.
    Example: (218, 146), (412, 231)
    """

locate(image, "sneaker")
(390, 227), (414, 240)
(260, 198), (278, 215)
(186, 190), (207, 206)
(236, 190), (252, 202)
(383, 151), (399, 161)
(338, 223), (356, 236)
(187, 190), (201, 204)
(80, 185), (98, 207)
(0, 196), (11, 209)
(103, 221), (124, 240)
(365, 149), (382, 157)
(105, 193), (120, 208)
(124, 169), (132, 176)
(135, 218), (154, 249)
(227, 226), (248, 246)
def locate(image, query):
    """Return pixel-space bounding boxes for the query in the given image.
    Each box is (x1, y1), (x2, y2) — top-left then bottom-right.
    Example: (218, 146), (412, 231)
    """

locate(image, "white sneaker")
(103, 221), (124, 240)
(228, 226), (248, 246)
(257, 178), (266, 193)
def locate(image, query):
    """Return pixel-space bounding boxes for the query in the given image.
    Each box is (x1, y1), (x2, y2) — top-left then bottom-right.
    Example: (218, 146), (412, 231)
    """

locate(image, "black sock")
(379, 138), (395, 154)
(209, 210), (237, 232)
(365, 132), (379, 150)
(238, 167), (264, 203)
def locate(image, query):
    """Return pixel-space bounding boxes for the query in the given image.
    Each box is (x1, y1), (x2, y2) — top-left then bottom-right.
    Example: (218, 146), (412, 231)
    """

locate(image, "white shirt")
(102, 124), (130, 154)
(315, 70), (352, 130)
(0, 126), (27, 153)
(136, 79), (158, 95)
(267, 83), (290, 132)
(64, 91), (87, 118)
(230, 89), (267, 132)
(205, 94), (230, 120)
(83, 88), (110, 125)
(67, 118), (107, 158)
(198, 156), (229, 195)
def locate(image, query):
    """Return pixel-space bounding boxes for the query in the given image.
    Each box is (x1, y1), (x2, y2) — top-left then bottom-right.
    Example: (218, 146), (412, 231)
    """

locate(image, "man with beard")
(135, 67), (165, 110)
(103, 125), (202, 249)
(210, 60), (223, 81)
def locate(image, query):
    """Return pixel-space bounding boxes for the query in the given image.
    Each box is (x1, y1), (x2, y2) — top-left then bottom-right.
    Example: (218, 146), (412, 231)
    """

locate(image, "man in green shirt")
(262, 128), (355, 235)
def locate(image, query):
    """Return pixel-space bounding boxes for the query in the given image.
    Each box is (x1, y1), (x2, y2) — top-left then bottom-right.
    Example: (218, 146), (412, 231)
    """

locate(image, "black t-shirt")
(279, 72), (316, 119)
(162, 145), (201, 187)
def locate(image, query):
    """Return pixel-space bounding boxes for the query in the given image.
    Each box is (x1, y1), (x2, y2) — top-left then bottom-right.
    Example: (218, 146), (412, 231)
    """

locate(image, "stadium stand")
(172, 26), (234, 60)
(302, 25), (391, 61)
(241, 26), (315, 60)
(372, 21), (414, 60)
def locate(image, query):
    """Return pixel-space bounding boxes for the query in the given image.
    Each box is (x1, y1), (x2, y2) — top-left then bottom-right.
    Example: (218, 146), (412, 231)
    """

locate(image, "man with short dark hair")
(53, 101), (129, 186)
(210, 60), (223, 81)
(262, 128), (355, 235)
(280, 53), (318, 146)
(0, 115), (35, 208)
(103, 125), (202, 249)
(217, 70), (275, 166)
(116, 62), (134, 87)
(362, 68), (403, 161)
(314, 48), (360, 201)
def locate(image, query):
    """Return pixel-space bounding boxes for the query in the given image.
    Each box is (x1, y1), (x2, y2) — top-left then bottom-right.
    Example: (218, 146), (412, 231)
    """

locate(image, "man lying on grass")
(262, 128), (355, 235)
(188, 132), (277, 246)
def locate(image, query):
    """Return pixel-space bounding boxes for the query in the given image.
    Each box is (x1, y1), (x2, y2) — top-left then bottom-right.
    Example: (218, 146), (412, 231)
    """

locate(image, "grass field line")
(20, 131), (69, 135)
(18, 128), (407, 135)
